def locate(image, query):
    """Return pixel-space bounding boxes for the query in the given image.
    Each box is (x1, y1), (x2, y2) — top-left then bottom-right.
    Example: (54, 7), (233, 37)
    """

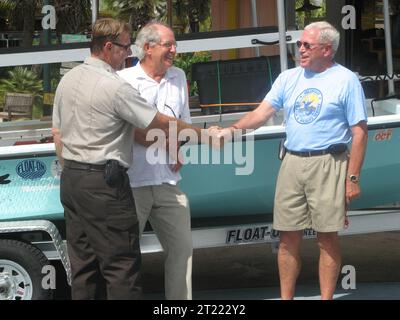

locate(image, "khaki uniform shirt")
(52, 57), (157, 168)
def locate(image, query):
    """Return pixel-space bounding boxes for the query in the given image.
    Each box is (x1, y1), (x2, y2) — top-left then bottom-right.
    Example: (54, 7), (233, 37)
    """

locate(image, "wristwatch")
(348, 174), (359, 183)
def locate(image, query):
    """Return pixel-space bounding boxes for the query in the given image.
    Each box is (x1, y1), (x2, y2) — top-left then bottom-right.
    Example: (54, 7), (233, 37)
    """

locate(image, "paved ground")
(54, 231), (400, 299)
(142, 231), (400, 300)
(150, 282), (400, 300)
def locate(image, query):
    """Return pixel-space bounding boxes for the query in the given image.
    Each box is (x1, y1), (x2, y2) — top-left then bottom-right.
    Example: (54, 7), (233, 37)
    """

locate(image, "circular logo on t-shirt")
(294, 88), (323, 124)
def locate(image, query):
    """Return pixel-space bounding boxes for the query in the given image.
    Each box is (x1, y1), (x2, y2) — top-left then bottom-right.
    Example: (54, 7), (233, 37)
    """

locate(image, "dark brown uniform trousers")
(60, 161), (142, 300)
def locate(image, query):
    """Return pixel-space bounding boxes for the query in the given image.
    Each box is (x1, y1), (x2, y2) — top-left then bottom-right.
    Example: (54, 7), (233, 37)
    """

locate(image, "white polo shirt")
(118, 63), (191, 187)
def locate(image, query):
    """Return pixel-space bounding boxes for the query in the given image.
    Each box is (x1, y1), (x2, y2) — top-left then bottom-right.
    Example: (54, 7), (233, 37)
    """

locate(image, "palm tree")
(0, 67), (43, 96)
(0, 0), (12, 10)
(105, 0), (167, 32)
(0, 66), (44, 118)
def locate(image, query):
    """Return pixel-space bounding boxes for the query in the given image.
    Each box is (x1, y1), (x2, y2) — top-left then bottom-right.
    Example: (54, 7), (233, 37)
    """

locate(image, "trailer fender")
(0, 220), (71, 287)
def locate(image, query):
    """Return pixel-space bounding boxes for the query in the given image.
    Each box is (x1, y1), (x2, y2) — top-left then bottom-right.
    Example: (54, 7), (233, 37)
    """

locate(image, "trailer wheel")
(0, 239), (53, 300)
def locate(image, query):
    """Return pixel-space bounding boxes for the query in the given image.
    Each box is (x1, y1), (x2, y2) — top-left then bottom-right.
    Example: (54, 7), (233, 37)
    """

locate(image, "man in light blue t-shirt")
(218, 21), (368, 300)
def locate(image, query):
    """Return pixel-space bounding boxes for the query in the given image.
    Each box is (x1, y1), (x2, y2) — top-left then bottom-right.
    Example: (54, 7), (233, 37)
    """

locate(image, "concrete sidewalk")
(145, 282), (400, 300)
(142, 231), (400, 300)
(189, 282), (400, 300)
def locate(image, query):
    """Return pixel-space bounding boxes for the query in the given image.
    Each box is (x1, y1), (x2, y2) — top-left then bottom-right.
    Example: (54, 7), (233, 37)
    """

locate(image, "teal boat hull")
(180, 121), (400, 217)
(1, 118), (400, 222)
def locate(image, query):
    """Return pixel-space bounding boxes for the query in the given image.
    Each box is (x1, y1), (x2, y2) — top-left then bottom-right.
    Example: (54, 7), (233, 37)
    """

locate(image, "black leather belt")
(287, 144), (347, 157)
(64, 159), (106, 171)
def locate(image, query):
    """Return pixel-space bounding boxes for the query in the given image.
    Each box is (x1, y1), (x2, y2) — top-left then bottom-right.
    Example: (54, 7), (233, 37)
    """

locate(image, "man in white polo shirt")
(118, 21), (192, 300)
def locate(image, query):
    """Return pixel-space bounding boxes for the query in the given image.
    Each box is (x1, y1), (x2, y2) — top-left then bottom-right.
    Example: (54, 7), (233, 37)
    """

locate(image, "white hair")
(305, 21), (340, 56)
(134, 20), (173, 61)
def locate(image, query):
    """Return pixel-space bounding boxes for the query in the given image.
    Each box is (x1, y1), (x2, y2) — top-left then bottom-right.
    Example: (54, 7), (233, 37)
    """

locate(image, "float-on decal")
(16, 159), (47, 180)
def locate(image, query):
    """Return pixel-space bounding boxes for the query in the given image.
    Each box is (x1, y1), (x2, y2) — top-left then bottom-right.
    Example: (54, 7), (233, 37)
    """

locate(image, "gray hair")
(134, 20), (174, 61)
(305, 21), (340, 56)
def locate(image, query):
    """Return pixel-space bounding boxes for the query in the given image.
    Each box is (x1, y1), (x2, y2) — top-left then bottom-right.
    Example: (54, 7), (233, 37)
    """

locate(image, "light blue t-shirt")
(264, 63), (367, 152)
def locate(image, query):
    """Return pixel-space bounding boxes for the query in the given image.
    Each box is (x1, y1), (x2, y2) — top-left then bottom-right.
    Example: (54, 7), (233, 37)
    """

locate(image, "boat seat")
(0, 92), (34, 121)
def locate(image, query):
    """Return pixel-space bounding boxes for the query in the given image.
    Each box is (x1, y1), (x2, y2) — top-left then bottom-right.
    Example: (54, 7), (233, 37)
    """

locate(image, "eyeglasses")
(157, 41), (178, 49)
(112, 42), (132, 50)
(296, 40), (323, 50)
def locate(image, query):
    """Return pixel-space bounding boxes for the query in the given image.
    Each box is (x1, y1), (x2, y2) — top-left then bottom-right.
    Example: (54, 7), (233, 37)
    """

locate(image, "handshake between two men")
(142, 114), (246, 170)
(207, 125), (244, 148)
(145, 111), (244, 151)
(152, 122), (242, 152)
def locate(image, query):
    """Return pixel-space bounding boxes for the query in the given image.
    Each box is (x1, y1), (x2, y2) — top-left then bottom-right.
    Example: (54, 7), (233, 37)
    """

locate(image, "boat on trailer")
(1, 99), (400, 223)
(2, 0), (400, 300)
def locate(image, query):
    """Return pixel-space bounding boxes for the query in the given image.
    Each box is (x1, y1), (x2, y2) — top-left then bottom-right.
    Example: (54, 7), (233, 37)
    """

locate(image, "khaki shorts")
(273, 152), (348, 233)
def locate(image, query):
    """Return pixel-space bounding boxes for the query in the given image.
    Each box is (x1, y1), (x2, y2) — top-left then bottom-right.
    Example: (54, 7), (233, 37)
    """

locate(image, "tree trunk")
(21, 0), (36, 48)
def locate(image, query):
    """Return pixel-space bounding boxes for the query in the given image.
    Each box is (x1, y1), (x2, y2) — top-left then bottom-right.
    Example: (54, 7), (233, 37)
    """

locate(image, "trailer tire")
(0, 239), (53, 300)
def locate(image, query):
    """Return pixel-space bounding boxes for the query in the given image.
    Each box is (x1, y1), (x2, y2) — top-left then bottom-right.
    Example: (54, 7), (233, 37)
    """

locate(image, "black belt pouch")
(104, 160), (124, 188)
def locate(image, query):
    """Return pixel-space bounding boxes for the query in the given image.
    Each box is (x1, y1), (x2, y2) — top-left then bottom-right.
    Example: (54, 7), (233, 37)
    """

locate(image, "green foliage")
(0, 91), (4, 109)
(103, 0), (211, 35)
(0, 67), (43, 118)
(173, 51), (211, 96)
(107, 0), (167, 32)
(295, 0), (326, 29)
(174, 0), (210, 33)
(0, 0), (14, 11)
(0, 67), (43, 96)
(99, 0), (119, 18)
